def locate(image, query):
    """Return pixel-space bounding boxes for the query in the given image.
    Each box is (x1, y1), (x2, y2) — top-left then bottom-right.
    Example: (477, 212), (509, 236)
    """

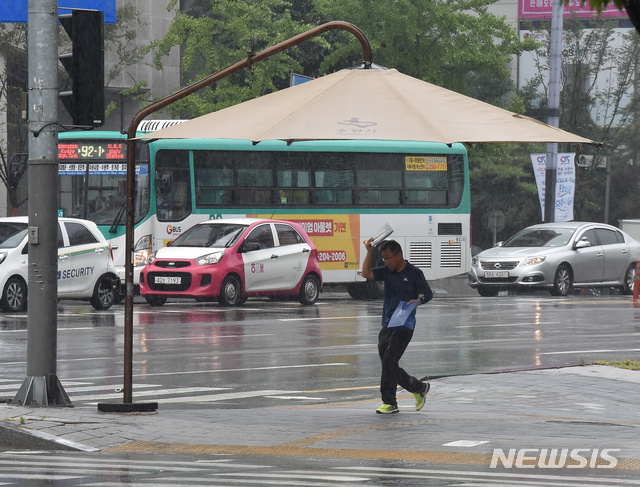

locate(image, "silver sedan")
(468, 222), (640, 297)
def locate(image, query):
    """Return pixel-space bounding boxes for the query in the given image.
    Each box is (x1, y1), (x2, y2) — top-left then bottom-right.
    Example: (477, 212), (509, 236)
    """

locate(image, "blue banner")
(0, 1), (116, 24)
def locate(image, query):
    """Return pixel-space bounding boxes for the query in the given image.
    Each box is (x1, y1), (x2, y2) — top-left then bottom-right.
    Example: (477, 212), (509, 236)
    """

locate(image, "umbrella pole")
(119, 21), (372, 410)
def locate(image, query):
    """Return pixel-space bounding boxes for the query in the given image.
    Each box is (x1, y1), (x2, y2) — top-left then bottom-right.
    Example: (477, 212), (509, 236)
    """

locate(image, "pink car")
(140, 218), (322, 306)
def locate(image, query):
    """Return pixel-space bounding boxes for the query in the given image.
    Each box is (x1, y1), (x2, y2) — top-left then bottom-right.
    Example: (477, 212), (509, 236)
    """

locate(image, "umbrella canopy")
(137, 67), (593, 145)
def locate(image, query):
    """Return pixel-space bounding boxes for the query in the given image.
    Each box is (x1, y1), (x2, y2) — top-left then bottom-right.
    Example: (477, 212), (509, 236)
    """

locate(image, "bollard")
(633, 260), (640, 302)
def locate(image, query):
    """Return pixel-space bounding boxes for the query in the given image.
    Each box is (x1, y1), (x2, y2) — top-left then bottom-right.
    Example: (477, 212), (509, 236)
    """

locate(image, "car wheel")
(622, 263), (636, 295)
(298, 274), (320, 305)
(550, 264), (572, 296)
(145, 296), (167, 307)
(219, 275), (242, 306)
(1, 277), (27, 312)
(477, 285), (498, 297)
(90, 275), (116, 310)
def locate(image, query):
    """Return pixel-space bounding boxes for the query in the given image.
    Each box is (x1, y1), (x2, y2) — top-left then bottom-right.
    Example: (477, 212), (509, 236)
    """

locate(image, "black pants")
(378, 326), (423, 407)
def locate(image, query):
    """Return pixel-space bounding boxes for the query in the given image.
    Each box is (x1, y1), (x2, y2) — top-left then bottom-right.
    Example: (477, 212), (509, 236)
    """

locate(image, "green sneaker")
(414, 382), (430, 411)
(376, 403), (399, 414)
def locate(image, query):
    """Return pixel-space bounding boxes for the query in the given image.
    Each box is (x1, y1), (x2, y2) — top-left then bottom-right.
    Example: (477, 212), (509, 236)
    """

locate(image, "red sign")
(290, 220), (334, 236)
(519, 0), (627, 19)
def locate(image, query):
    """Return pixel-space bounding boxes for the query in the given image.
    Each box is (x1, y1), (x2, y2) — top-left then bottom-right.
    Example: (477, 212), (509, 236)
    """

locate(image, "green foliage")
(104, 4), (148, 86)
(594, 359), (640, 370)
(469, 143), (542, 249)
(147, 0), (318, 117)
(313, 0), (536, 95)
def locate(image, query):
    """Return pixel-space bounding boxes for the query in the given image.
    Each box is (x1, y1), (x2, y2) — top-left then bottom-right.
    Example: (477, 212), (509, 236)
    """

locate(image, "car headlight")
(196, 250), (225, 266)
(471, 256), (478, 267)
(133, 234), (152, 267)
(521, 255), (547, 266)
(147, 251), (157, 265)
(0, 251), (6, 265)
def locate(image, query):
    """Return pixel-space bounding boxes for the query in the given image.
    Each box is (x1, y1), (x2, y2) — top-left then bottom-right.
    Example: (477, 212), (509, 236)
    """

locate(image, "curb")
(0, 420), (77, 451)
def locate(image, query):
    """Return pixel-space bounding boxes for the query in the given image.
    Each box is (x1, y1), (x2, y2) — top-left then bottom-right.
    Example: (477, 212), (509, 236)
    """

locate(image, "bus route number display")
(405, 156), (447, 171)
(58, 142), (126, 160)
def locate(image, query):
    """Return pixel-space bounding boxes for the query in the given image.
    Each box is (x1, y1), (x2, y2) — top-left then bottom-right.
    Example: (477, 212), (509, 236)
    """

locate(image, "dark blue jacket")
(372, 260), (433, 329)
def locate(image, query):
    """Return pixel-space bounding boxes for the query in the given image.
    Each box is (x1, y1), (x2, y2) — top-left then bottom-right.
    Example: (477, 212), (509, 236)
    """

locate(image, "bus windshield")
(58, 140), (150, 226)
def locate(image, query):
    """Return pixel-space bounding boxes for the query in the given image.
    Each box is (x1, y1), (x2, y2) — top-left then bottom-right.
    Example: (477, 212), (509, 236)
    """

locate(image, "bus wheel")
(90, 275), (116, 310)
(219, 275), (242, 306)
(298, 275), (320, 305)
(145, 296), (167, 307)
(347, 280), (384, 300)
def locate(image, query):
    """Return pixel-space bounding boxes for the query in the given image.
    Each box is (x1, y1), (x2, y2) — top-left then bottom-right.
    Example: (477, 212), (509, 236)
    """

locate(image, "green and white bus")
(58, 125), (470, 299)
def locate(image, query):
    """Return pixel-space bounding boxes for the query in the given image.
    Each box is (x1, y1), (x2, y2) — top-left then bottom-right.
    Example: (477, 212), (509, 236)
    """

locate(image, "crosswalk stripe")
(87, 389), (300, 405)
(71, 386), (230, 401)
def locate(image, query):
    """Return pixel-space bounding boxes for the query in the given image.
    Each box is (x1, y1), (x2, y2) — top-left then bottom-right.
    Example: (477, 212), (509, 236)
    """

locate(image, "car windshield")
(170, 223), (247, 248)
(503, 228), (576, 248)
(0, 224), (28, 248)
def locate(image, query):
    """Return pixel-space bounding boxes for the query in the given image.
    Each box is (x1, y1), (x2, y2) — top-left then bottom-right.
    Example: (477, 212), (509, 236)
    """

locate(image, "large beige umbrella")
(138, 67), (593, 145)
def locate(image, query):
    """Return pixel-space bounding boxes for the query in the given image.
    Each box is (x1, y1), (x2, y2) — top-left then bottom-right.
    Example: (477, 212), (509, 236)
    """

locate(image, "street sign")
(488, 210), (505, 232)
(0, 0), (116, 24)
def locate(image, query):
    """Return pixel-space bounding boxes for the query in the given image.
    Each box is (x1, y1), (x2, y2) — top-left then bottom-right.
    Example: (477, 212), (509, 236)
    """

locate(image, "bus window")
(357, 169), (401, 205)
(448, 154), (465, 208)
(155, 150), (192, 221)
(193, 151), (234, 207)
(237, 167), (273, 206)
(276, 168), (310, 205)
(314, 167), (353, 205)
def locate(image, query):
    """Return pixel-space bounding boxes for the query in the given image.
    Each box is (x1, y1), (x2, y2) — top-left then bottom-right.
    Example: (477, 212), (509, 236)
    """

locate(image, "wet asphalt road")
(1, 291), (639, 409)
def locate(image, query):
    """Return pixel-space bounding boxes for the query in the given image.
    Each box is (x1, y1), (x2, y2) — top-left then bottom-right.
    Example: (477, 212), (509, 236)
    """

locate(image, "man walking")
(362, 239), (433, 414)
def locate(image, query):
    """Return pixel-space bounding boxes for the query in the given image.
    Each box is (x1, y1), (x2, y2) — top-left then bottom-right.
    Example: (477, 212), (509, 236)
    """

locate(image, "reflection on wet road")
(1, 293), (639, 408)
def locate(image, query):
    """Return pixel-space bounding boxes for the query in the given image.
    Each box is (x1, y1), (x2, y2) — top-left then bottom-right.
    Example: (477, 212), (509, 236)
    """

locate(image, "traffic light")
(59, 10), (105, 127)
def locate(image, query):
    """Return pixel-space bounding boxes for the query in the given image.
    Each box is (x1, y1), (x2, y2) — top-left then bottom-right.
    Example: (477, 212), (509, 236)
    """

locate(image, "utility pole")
(13, 0), (71, 407)
(544, 0), (564, 223)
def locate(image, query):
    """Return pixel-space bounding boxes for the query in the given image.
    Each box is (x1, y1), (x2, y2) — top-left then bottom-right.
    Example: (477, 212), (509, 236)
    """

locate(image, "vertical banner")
(530, 153), (575, 222)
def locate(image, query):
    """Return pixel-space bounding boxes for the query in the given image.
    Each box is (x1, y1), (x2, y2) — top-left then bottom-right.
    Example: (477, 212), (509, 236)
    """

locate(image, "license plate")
(155, 276), (181, 284)
(484, 270), (508, 278)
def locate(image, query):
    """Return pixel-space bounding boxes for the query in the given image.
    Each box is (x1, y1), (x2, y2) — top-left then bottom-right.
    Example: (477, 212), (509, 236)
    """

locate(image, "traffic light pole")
(116, 21), (372, 410)
(13, 0), (72, 407)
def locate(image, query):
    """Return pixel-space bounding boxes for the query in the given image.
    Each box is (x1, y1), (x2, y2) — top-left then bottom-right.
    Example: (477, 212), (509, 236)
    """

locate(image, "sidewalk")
(1, 365), (640, 469)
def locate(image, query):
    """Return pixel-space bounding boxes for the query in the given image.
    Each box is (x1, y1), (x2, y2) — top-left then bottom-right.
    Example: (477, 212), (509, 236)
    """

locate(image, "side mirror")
(495, 241), (504, 247)
(575, 240), (591, 249)
(240, 242), (261, 253)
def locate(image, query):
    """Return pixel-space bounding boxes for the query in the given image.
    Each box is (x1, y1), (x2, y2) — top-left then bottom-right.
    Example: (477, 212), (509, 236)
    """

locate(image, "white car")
(0, 217), (120, 312)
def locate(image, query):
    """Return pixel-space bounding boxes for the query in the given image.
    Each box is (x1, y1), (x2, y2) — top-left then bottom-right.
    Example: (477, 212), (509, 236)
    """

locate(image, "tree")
(146, 0), (322, 117)
(0, 24), (28, 216)
(312, 0), (536, 95)
(517, 17), (640, 224)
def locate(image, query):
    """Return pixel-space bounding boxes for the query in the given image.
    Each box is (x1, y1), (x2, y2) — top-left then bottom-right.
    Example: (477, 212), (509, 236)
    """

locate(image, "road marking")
(338, 466), (640, 484)
(278, 315), (373, 322)
(443, 440), (490, 447)
(75, 386), (231, 401)
(266, 396), (326, 400)
(541, 348), (640, 355)
(144, 334), (274, 341)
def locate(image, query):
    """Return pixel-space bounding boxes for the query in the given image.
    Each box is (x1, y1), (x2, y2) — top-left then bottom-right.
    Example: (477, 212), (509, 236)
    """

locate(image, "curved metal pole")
(122, 21), (372, 404)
